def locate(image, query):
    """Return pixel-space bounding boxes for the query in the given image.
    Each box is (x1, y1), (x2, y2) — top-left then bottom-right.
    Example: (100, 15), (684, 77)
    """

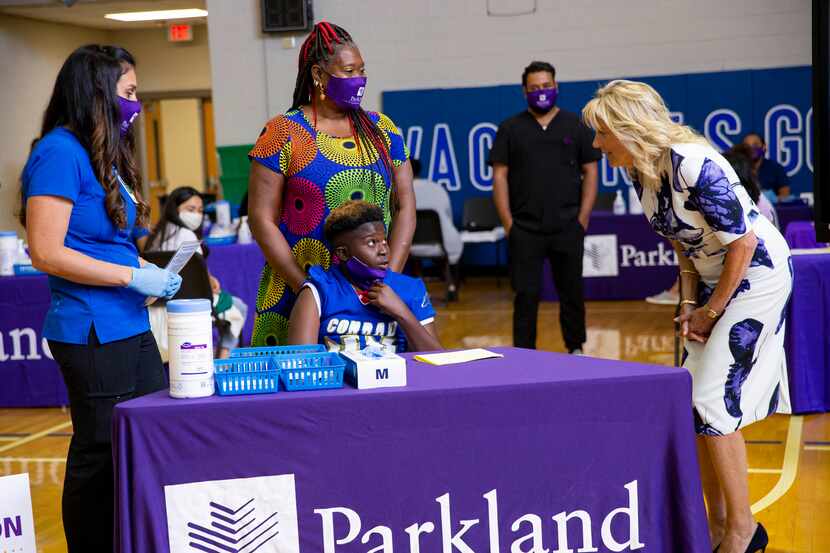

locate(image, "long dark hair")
(19, 44), (148, 229)
(724, 144), (762, 203)
(146, 186), (205, 252)
(291, 22), (397, 213)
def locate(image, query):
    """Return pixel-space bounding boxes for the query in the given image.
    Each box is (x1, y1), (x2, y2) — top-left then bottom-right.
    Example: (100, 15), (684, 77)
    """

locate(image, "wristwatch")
(703, 304), (720, 320)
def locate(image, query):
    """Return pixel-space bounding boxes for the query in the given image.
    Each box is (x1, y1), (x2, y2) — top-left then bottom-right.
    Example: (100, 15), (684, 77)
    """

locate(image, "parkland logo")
(165, 474), (300, 553)
(582, 234), (619, 277)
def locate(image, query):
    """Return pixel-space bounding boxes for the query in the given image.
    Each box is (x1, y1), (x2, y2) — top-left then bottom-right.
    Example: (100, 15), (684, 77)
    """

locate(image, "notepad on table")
(414, 348), (503, 366)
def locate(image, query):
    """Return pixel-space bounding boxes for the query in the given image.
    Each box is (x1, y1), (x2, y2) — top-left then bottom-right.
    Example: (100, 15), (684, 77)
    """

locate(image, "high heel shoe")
(744, 522), (768, 553)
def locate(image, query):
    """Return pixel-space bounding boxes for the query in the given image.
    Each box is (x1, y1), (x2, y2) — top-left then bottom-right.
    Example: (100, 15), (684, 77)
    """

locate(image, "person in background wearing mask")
(247, 21), (415, 347)
(19, 45), (181, 551)
(490, 61), (601, 354)
(742, 132), (791, 201)
(288, 201), (440, 352)
(144, 186), (249, 358)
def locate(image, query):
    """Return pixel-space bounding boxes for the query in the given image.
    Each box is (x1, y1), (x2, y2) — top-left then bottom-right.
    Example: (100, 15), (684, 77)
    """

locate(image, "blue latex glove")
(128, 265), (182, 298)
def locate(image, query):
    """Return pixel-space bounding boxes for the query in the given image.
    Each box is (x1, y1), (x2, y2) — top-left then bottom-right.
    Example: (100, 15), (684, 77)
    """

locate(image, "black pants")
(509, 222), (586, 351)
(49, 329), (166, 553)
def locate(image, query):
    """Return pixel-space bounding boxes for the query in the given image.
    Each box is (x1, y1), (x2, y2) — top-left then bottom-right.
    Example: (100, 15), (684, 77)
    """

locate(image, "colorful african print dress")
(635, 143), (792, 436)
(248, 108), (409, 346)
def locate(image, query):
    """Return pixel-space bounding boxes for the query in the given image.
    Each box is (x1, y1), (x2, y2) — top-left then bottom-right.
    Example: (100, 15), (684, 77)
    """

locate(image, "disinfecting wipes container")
(167, 299), (214, 398)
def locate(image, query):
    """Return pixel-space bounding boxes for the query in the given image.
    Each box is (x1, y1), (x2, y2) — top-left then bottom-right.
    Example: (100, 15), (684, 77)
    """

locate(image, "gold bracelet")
(680, 300), (697, 306)
(680, 270), (699, 277)
(703, 304), (720, 319)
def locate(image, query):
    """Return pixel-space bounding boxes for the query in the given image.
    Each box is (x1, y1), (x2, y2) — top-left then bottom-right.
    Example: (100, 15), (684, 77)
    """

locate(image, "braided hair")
(291, 22), (397, 214)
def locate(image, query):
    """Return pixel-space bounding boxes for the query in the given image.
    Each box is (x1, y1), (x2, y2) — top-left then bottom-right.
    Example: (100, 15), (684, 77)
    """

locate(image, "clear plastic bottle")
(612, 189), (627, 215)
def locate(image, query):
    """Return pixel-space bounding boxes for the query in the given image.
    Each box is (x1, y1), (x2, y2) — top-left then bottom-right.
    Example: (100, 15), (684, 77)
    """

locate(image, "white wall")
(0, 14), (212, 233)
(0, 14), (110, 233)
(206, 0), (811, 148)
(116, 24), (212, 93)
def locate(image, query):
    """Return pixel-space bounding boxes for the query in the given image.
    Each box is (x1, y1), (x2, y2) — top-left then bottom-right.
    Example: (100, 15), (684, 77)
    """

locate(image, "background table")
(787, 252), (830, 413)
(114, 347), (710, 553)
(776, 202), (813, 233)
(542, 212), (678, 301)
(0, 242), (262, 407)
(785, 221), (828, 250)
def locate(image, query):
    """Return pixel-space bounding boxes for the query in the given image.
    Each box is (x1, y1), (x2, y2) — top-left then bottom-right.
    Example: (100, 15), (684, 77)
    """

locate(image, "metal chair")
(410, 209), (453, 303)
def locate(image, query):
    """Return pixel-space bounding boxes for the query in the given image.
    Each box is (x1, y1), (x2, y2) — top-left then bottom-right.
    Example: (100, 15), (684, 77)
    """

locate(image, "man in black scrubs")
(490, 61), (601, 353)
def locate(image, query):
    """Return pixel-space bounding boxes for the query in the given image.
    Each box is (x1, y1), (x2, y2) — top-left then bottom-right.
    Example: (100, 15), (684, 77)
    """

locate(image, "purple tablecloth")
(0, 242), (263, 407)
(786, 253), (830, 413)
(542, 212), (678, 301)
(776, 202), (813, 233)
(785, 221), (828, 250)
(113, 347), (710, 553)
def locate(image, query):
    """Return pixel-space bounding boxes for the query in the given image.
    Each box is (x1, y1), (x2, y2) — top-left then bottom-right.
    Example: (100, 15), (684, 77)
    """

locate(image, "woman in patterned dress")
(247, 22), (415, 346)
(584, 81), (790, 553)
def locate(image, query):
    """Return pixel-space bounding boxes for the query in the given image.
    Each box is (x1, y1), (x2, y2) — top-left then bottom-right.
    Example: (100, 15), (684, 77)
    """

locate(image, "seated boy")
(288, 201), (442, 353)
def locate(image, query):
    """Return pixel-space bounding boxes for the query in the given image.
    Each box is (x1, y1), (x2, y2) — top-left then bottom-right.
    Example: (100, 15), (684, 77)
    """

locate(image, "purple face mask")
(325, 74), (367, 110)
(526, 87), (558, 114)
(118, 97), (142, 137)
(343, 255), (387, 290)
(751, 145), (765, 161)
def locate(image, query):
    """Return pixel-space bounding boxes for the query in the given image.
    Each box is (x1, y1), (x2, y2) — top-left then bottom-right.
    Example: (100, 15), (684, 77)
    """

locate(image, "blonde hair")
(582, 80), (708, 189)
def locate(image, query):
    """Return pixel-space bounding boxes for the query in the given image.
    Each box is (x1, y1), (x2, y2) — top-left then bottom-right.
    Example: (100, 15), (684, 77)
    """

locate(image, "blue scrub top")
(22, 127), (150, 345)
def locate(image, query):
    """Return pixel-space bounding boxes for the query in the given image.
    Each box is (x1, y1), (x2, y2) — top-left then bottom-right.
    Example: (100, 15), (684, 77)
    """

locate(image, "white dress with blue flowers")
(635, 143), (793, 436)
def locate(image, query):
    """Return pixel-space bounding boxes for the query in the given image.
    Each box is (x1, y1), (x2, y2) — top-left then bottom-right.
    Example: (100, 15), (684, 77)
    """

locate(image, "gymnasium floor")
(1, 277), (828, 553)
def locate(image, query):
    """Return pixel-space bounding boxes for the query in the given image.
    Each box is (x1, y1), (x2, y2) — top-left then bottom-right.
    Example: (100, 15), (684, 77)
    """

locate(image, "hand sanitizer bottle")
(612, 189), (626, 215)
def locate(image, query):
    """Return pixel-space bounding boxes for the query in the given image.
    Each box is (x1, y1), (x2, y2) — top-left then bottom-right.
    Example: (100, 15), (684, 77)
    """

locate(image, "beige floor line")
(804, 445), (830, 452)
(0, 421), (72, 454)
(751, 415), (803, 514)
(0, 457), (67, 463)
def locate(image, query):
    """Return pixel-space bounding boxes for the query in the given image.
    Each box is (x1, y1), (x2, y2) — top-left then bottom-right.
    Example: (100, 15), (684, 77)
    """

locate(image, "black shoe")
(744, 523), (768, 553)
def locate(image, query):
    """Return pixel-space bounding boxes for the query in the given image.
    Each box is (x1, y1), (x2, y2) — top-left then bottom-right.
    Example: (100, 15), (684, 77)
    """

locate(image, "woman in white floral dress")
(583, 80), (791, 553)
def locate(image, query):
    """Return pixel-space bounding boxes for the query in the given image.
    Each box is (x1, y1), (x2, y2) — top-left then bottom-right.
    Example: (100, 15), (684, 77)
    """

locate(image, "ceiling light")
(104, 9), (208, 22)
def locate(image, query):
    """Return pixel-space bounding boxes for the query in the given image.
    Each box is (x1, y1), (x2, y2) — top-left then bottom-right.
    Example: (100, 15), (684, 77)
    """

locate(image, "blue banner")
(383, 66), (813, 228)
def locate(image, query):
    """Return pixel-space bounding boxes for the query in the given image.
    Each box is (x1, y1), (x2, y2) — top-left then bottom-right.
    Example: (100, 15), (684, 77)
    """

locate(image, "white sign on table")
(0, 473), (37, 552)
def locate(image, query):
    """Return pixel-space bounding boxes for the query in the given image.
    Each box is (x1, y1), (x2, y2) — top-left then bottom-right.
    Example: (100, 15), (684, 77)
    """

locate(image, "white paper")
(414, 348), (504, 365)
(0, 473), (37, 552)
(165, 240), (201, 274)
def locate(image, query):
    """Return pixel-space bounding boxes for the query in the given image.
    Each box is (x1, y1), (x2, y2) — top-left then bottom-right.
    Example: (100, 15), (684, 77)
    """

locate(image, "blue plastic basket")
(214, 357), (280, 396)
(275, 352), (345, 391)
(229, 345), (325, 358)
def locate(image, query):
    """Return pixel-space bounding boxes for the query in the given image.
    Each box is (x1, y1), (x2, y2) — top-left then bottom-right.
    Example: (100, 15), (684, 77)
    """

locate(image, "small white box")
(341, 349), (407, 390)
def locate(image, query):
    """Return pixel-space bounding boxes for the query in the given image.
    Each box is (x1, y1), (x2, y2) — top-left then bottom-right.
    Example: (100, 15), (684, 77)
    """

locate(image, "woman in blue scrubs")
(20, 45), (181, 552)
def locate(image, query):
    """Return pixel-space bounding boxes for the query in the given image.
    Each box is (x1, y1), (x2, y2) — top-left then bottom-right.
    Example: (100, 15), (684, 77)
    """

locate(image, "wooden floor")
(1, 277), (828, 553)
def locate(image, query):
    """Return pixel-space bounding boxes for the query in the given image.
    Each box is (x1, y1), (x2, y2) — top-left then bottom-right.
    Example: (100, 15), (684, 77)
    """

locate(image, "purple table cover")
(0, 242), (262, 407)
(776, 202), (813, 234)
(785, 221), (828, 250)
(786, 253), (830, 413)
(542, 212), (677, 301)
(113, 347), (710, 553)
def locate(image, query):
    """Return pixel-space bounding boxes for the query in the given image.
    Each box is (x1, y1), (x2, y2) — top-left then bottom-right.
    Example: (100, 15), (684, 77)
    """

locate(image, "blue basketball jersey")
(303, 265), (435, 352)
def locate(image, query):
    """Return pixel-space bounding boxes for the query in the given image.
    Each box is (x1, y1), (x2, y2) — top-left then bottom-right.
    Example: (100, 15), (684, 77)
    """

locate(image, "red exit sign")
(167, 23), (193, 42)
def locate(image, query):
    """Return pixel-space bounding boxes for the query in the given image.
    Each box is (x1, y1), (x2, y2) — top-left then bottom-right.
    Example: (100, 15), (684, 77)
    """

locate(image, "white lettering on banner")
(468, 123), (498, 191)
(406, 126), (424, 161)
(429, 123), (462, 191)
(0, 328), (53, 362)
(404, 103), (813, 197)
(314, 481), (644, 553)
(765, 104), (804, 177)
(620, 242), (678, 268)
(704, 109), (742, 151)
(805, 107), (813, 172)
